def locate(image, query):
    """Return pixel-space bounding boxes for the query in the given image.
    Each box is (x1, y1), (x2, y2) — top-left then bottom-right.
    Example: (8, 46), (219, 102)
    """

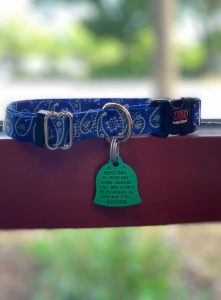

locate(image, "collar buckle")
(150, 98), (200, 137)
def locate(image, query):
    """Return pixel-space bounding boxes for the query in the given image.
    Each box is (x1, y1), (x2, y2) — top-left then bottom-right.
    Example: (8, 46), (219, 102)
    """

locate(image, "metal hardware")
(44, 111), (73, 150)
(109, 138), (119, 165)
(102, 102), (132, 164)
(102, 102), (133, 144)
(0, 121), (3, 132)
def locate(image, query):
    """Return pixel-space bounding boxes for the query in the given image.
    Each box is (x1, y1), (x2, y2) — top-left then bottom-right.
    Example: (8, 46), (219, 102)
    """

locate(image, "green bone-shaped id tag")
(94, 157), (142, 207)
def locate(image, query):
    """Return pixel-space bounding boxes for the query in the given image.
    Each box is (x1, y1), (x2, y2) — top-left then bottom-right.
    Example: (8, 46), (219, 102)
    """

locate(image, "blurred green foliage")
(25, 228), (188, 300)
(90, 28), (155, 77)
(0, 16), (155, 78)
(34, 0), (152, 42)
(181, 0), (221, 74)
(177, 45), (207, 76)
(0, 0), (221, 78)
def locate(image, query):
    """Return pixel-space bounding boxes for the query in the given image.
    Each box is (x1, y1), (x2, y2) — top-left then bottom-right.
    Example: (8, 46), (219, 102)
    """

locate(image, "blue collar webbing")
(4, 97), (201, 149)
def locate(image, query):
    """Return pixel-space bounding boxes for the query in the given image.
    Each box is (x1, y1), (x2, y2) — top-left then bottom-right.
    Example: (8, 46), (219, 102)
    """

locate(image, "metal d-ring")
(103, 102), (133, 164)
(102, 102), (133, 144)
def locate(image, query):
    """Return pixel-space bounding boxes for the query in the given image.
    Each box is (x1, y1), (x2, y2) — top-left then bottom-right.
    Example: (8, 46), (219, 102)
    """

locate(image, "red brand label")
(173, 110), (188, 124)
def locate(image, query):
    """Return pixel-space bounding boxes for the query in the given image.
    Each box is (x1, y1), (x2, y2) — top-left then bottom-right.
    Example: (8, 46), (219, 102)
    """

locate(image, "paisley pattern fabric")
(4, 98), (201, 148)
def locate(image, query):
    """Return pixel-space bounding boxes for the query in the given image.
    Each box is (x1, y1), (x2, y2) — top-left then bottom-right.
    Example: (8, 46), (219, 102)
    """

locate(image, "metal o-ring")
(102, 102), (133, 144)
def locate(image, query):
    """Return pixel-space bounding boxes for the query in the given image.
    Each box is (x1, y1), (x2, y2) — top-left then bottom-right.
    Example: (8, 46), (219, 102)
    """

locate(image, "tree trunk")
(152, 0), (177, 97)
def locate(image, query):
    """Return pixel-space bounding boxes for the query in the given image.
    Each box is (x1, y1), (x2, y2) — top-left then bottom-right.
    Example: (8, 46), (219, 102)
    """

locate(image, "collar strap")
(4, 98), (200, 149)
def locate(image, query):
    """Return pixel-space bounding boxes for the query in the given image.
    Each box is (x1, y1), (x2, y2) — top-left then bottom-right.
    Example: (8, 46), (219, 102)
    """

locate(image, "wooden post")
(152, 0), (177, 97)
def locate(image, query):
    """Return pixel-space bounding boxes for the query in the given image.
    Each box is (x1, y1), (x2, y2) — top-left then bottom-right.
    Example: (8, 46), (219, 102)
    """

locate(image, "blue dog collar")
(4, 97), (200, 149)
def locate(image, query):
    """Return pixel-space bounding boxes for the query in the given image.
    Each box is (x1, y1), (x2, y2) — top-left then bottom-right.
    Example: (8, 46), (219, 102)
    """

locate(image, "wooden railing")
(0, 130), (220, 229)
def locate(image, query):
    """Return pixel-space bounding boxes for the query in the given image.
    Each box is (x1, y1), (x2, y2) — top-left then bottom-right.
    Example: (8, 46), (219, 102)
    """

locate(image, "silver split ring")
(110, 138), (119, 165)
